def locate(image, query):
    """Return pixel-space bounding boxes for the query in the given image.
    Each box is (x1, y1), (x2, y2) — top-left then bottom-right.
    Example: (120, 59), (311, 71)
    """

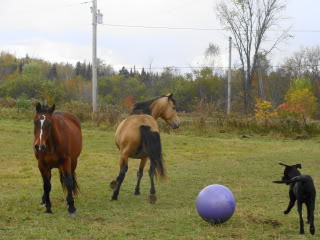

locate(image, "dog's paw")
(284, 210), (290, 214)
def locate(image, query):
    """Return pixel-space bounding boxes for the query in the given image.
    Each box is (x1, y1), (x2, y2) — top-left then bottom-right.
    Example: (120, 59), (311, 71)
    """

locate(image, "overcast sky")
(1, 0), (320, 72)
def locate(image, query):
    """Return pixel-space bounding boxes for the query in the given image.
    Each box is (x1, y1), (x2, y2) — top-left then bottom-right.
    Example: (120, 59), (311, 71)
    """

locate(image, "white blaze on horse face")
(39, 115), (46, 142)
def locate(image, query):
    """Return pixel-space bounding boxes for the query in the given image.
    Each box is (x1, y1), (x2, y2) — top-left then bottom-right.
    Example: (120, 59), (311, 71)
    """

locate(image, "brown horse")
(110, 94), (180, 203)
(33, 103), (82, 216)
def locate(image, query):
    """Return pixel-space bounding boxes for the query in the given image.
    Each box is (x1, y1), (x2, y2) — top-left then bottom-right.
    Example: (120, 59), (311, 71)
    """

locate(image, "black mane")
(36, 103), (55, 114)
(130, 95), (176, 115)
(36, 104), (50, 113)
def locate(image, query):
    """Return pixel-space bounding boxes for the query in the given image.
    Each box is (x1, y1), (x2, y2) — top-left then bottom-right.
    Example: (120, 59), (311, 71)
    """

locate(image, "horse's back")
(115, 115), (158, 154)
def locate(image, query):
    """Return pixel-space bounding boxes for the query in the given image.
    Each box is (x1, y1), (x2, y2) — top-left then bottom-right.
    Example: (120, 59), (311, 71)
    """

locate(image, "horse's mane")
(130, 95), (176, 115)
(36, 104), (51, 114)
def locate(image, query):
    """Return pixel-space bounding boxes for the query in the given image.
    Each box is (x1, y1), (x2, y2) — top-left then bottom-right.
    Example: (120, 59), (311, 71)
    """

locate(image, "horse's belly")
(130, 151), (147, 159)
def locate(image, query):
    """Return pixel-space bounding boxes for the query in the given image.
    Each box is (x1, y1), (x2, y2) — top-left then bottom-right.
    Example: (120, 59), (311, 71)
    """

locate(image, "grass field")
(0, 119), (319, 240)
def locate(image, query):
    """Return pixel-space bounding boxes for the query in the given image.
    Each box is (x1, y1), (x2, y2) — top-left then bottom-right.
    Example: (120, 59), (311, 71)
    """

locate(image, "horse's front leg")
(39, 165), (52, 214)
(60, 159), (76, 217)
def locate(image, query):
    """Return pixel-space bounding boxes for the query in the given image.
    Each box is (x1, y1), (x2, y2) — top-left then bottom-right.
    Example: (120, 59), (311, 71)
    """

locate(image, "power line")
(101, 23), (224, 31)
(118, 65), (320, 71)
(101, 23), (320, 33)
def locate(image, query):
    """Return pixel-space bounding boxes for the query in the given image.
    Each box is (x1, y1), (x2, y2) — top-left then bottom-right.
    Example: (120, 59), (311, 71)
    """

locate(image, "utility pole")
(227, 37), (232, 114)
(91, 0), (103, 113)
(257, 56), (265, 99)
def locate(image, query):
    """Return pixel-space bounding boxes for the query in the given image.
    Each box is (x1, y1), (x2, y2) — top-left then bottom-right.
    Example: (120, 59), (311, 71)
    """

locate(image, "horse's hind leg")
(134, 157), (147, 195)
(111, 155), (128, 201)
(39, 166), (52, 214)
(149, 165), (157, 204)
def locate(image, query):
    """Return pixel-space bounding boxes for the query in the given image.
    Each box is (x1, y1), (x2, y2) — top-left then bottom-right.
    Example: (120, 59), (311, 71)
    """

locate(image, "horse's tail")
(140, 125), (166, 179)
(59, 171), (80, 196)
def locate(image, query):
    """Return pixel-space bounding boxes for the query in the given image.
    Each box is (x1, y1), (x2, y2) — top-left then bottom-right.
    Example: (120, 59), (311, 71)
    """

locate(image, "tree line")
(0, 46), (320, 117)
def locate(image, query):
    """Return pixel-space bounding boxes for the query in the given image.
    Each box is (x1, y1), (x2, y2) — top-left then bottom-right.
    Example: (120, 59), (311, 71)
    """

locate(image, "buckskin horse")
(33, 103), (82, 216)
(110, 94), (180, 203)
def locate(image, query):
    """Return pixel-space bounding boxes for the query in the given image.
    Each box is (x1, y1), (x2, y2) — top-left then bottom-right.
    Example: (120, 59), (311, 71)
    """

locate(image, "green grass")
(0, 119), (319, 239)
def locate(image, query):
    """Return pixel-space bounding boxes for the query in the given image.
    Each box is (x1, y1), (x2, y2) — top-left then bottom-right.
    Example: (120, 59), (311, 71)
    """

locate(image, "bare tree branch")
(216, 0), (290, 113)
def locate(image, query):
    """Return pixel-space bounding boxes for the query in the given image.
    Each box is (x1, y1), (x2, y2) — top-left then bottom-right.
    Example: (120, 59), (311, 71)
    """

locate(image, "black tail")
(273, 176), (309, 184)
(140, 125), (166, 178)
(59, 171), (80, 196)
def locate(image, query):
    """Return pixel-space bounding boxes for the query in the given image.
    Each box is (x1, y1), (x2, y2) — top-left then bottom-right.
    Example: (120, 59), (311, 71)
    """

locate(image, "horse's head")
(33, 103), (55, 153)
(154, 94), (180, 129)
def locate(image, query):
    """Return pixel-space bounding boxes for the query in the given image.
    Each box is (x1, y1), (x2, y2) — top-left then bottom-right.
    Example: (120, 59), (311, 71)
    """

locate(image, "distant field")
(0, 119), (319, 240)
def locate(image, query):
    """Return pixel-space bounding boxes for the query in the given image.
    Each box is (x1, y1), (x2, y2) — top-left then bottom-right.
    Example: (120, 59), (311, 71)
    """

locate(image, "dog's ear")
(295, 164), (302, 169)
(279, 162), (289, 167)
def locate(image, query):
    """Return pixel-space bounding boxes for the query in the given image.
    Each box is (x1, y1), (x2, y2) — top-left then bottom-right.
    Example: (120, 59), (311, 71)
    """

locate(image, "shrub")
(285, 88), (317, 120)
(254, 99), (277, 124)
(276, 103), (304, 120)
(60, 101), (92, 121)
(16, 94), (32, 112)
(0, 97), (16, 108)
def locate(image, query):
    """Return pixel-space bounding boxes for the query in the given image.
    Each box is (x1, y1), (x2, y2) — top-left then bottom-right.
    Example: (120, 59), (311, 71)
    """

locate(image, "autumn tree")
(285, 78), (317, 120)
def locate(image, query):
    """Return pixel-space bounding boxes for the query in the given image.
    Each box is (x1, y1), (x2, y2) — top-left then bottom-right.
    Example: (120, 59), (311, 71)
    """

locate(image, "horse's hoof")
(110, 180), (117, 190)
(110, 195), (118, 201)
(68, 211), (76, 217)
(149, 194), (157, 204)
(310, 226), (315, 235)
(45, 210), (53, 214)
(134, 190), (140, 195)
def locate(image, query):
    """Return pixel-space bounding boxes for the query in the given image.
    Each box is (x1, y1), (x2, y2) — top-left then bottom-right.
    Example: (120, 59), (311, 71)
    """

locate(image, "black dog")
(273, 163), (316, 235)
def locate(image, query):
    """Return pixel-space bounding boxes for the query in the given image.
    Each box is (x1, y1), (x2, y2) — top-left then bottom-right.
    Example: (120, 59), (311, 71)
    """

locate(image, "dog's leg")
(297, 202), (304, 234)
(284, 190), (296, 214)
(306, 201), (315, 235)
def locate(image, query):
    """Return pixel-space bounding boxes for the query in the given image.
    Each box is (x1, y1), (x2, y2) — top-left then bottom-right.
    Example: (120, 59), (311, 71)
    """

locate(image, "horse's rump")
(115, 114), (159, 154)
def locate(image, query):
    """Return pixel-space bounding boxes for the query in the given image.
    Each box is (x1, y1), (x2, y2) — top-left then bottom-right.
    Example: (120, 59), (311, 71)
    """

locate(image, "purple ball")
(196, 184), (236, 224)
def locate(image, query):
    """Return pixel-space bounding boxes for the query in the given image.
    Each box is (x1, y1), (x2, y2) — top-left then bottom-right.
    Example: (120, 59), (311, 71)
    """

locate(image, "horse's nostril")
(35, 144), (46, 152)
(172, 121), (180, 129)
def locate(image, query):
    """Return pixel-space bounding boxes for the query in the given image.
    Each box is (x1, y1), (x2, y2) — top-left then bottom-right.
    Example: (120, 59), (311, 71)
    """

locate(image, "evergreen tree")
(48, 63), (58, 80)
(75, 61), (81, 76)
(119, 66), (130, 78)
(85, 63), (92, 81)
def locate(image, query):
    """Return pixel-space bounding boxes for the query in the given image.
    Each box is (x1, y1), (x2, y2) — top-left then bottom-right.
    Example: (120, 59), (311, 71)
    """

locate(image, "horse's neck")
(49, 117), (61, 148)
(150, 101), (163, 120)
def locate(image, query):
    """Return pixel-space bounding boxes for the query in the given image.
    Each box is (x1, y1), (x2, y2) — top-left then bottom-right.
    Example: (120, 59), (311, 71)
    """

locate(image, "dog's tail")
(273, 175), (311, 184)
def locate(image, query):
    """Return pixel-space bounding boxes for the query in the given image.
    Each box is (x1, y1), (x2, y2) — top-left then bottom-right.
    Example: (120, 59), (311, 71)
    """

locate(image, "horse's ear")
(36, 103), (41, 113)
(295, 164), (302, 169)
(48, 104), (55, 114)
(166, 93), (173, 100)
(279, 162), (289, 167)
